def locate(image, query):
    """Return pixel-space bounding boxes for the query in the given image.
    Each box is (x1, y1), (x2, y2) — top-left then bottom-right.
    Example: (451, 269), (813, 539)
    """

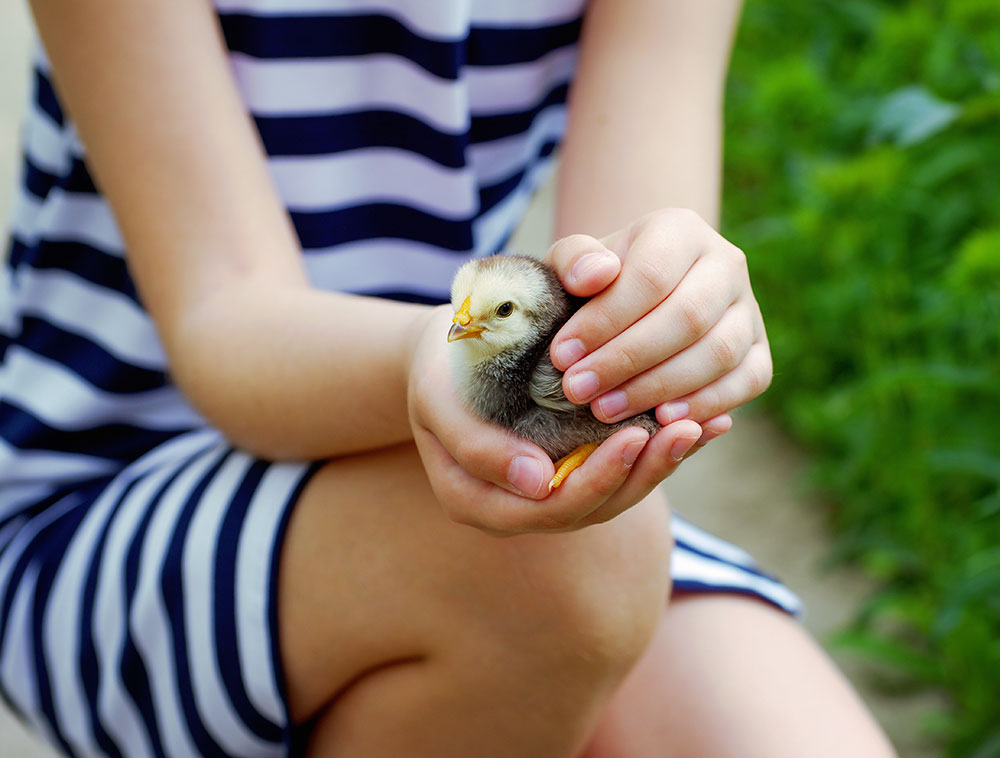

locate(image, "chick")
(448, 255), (659, 490)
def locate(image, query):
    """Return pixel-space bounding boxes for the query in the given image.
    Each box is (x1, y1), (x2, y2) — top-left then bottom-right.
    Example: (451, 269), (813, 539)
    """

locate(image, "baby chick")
(448, 255), (659, 490)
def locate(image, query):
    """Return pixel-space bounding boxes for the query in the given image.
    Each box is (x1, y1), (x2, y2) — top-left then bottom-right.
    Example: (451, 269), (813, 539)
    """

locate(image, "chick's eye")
(495, 301), (515, 318)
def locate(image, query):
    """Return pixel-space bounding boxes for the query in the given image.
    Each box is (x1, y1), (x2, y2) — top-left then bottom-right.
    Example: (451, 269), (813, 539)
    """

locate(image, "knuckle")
(648, 206), (699, 228)
(564, 233), (599, 249)
(460, 444), (494, 475)
(709, 332), (740, 371)
(550, 233), (600, 267)
(445, 508), (479, 529)
(458, 441), (485, 468)
(670, 206), (702, 227)
(678, 297), (710, 341)
(438, 487), (480, 527)
(700, 384), (725, 416)
(615, 342), (643, 378)
(685, 383), (720, 420)
(745, 367), (767, 400)
(586, 302), (619, 341)
(649, 370), (676, 406)
(726, 242), (749, 273)
(534, 511), (578, 532)
(479, 507), (538, 535)
(649, 207), (678, 228)
(736, 312), (756, 351)
(747, 346), (774, 397)
(632, 257), (669, 298)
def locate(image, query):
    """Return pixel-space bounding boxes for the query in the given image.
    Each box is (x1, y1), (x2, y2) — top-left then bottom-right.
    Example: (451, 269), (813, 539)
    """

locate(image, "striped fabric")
(0, 2), (800, 756)
(0, 431), (319, 758)
(1, 0), (586, 510)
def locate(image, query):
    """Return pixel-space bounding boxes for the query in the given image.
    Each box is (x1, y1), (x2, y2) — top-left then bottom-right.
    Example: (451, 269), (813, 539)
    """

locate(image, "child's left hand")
(546, 208), (772, 449)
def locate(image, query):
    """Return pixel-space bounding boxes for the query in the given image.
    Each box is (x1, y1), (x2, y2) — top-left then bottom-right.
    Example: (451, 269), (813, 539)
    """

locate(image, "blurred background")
(723, 1), (999, 756)
(1, 1), (997, 757)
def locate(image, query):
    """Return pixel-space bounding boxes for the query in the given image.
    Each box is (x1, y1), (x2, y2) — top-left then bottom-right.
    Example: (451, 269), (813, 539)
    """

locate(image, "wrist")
(403, 304), (449, 382)
(402, 304), (444, 416)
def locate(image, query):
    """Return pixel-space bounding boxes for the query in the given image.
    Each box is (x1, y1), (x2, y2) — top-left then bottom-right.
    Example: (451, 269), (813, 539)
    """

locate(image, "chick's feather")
(448, 255), (659, 460)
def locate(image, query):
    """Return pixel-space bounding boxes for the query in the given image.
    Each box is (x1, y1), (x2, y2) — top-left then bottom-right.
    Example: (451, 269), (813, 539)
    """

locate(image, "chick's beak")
(448, 296), (484, 342)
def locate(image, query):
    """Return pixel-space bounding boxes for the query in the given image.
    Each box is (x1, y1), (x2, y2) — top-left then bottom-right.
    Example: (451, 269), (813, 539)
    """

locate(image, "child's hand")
(547, 208), (772, 447)
(406, 307), (702, 534)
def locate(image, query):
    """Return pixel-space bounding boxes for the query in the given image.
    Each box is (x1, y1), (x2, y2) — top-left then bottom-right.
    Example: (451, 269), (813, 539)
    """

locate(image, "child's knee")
(477, 492), (673, 680)
(278, 446), (672, 721)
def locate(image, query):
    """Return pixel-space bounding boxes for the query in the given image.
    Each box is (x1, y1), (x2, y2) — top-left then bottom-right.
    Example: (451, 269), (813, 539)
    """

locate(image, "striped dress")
(0, 2), (801, 756)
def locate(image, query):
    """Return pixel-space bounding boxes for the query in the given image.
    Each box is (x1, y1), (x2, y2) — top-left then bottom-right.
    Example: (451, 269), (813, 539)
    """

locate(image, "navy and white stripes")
(1, 432), (320, 758)
(1, 0), (588, 512)
(0, 3), (802, 755)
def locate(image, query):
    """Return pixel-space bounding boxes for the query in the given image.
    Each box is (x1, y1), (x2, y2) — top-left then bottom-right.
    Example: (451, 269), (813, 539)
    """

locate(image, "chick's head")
(448, 256), (566, 361)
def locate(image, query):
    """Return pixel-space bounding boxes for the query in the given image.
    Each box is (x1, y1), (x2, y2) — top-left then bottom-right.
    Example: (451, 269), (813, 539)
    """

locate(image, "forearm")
(556, 0), (743, 237)
(29, 0), (424, 460)
(171, 284), (430, 460)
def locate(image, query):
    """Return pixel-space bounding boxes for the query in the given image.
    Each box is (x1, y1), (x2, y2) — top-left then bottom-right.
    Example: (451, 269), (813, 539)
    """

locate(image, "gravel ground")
(0, 3), (939, 755)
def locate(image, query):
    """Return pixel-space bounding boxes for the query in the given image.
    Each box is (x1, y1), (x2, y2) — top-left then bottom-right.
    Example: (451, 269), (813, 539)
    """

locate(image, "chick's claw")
(548, 442), (599, 491)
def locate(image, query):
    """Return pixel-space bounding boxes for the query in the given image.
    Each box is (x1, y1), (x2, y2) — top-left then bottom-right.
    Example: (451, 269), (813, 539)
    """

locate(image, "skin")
(24, 0), (897, 755)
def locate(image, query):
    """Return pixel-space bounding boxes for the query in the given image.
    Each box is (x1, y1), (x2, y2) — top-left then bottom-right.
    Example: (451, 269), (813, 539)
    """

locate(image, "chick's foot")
(549, 442), (600, 491)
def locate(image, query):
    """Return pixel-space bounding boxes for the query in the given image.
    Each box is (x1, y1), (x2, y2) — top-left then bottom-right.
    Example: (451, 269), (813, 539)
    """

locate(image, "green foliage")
(724, 0), (1000, 754)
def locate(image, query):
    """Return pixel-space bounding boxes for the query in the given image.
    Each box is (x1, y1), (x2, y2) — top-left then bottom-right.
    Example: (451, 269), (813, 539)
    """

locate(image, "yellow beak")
(448, 297), (484, 341)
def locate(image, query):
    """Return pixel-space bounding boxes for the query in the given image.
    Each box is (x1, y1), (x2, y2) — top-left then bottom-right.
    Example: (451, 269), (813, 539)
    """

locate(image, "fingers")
(498, 420), (701, 533)
(690, 413), (733, 452)
(546, 209), (764, 432)
(407, 313), (556, 500)
(411, 424), (548, 537)
(559, 255), (742, 406)
(418, 425), (652, 534)
(549, 209), (709, 372)
(412, 389), (554, 499)
(573, 300), (765, 424)
(416, 416), (705, 534)
(545, 234), (622, 298)
(652, 342), (773, 427)
(503, 426), (651, 531)
(576, 419), (703, 527)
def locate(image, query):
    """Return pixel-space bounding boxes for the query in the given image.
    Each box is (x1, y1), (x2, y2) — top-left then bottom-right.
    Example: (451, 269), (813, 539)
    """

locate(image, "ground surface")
(0, 2), (939, 755)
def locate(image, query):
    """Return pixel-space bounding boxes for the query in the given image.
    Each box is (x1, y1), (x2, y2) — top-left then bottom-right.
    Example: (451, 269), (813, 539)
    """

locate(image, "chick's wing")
(527, 354), (578, 413)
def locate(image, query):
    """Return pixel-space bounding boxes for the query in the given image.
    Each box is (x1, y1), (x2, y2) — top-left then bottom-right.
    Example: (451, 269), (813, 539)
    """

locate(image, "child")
(0, 0), (896, 755)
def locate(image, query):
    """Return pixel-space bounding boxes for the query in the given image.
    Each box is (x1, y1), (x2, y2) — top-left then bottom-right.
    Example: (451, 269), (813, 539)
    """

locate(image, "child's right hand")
(406, 307), (702, 535)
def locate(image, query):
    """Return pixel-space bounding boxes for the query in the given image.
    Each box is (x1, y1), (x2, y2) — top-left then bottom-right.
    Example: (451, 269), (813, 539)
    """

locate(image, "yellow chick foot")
(548, 442), (599, 491)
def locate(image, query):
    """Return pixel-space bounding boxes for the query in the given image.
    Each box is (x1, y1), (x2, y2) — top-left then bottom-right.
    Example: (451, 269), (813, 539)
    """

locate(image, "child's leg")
(582, 593), (897, 758)
(277, 442), (674, 758)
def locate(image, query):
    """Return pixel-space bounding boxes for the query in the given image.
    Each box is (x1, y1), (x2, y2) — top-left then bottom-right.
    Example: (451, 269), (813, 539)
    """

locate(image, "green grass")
(723, 0), (1000, 754)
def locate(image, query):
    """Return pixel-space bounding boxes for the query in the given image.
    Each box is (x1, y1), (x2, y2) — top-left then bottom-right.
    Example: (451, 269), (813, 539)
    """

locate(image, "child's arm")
(29, 0), (430, 460)
(547, 0), (770, 439)
(28, 0), (697, 533)
(558, 0), (742, 233)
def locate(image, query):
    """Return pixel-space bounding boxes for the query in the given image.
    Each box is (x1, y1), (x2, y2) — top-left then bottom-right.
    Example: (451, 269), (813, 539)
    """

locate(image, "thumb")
(545, 234), (621, 297)
(415, 393), (555, 499)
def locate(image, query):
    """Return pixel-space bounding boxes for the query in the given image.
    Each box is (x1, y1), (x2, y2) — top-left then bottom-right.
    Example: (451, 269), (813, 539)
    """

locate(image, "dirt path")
(0, 3), (938, 755)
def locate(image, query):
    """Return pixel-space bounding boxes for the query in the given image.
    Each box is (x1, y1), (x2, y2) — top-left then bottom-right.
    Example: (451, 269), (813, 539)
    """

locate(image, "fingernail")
(507, 456), (545, 498)
(670, 437), (698, 462)
(596, 390), (628, 419)
(566, 370), (600, 402)
(570, 252), (616, 285)
(622, 439), (646, 467)
(553, 338), (586, 368)
(662, 401), (690, 423)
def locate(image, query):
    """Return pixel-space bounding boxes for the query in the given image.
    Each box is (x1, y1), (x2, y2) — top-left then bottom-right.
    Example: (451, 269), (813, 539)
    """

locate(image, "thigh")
(582, 594), (897, 758)
(277, 440), (675, 725)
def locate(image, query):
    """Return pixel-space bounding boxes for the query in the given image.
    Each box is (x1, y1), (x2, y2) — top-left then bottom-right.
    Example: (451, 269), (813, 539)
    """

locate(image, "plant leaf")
(869, 85), (960, 146)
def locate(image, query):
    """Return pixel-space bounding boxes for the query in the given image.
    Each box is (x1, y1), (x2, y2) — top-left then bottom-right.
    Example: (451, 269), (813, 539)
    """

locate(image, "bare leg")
(277, 442), (674, 757)
(582, 594), (898, 758)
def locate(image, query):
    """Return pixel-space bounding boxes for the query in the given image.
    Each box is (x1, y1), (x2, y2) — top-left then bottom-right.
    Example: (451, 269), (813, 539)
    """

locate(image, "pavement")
(0, 2), (939, 756)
